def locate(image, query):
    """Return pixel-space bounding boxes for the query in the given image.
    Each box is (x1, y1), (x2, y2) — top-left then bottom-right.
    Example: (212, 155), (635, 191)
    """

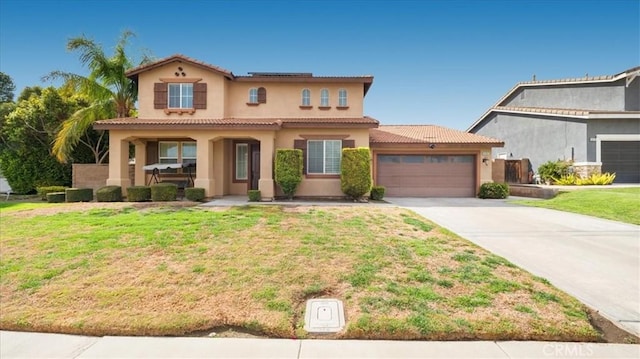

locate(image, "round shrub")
(478, 182), (509, 199)
(151, 183), (178, 202)
(37, 186), (67, 201)
(65, 188), (93, 202)
(96, 186), (123, 202)
(370, 185), (386, 201)
(46, 192), (65, 203)
(248, 190), (261, 202)
(185, 187), (205, 202)
(127, 186), (151, 202)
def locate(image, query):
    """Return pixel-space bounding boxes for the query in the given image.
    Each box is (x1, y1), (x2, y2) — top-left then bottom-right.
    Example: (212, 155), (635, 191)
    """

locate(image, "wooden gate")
(505, 160), (522, 183)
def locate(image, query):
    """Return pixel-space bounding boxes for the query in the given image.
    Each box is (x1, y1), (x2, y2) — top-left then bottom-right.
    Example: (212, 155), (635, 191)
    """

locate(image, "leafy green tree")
(43, 30), (150, 164)
(0, 72), (15, 103)
(0, 87), (93, 193)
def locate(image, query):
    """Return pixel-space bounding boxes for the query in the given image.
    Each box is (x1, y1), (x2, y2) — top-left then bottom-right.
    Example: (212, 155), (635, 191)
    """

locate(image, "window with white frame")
(308, 140), (341, 174)
(249, 88), (258, 104)
(235, 143), (249, 180)
(338, 88), (347, 107)
(159, 141), (196, 173)
(320, 88), (329, 107)
(168, 83), (193, 108)
(301, 88), (311, 106)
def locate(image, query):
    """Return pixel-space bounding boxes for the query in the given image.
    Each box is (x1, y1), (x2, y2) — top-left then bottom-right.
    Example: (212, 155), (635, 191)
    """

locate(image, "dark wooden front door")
(250, 144), (260, 190)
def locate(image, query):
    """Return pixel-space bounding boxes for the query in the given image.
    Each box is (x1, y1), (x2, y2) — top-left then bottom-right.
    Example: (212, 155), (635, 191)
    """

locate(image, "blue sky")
(1, 0), (638, 130)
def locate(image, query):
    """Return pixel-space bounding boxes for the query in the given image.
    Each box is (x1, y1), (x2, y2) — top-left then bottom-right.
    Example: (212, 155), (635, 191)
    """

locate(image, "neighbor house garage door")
(601, 141), (640, 183)
(377, 155), (476, 197)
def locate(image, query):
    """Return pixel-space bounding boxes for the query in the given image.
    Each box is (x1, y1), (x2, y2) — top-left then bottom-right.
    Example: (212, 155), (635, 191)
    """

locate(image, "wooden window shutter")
(145, 141), (158, 165)
(293, 139), (307, 174)
(154, 83), (167, 109)
(257, 87), (267, 104)
(342, 139), (355, 149)
(193, 83), (207, 109)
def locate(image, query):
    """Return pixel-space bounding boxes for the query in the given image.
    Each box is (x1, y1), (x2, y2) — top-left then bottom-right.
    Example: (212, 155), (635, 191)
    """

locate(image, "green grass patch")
(513, 187), (640, 225)
(0, 203), (599, 341)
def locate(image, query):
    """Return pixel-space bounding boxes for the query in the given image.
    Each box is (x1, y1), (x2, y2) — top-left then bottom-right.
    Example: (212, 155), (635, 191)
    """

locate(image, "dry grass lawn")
(0, 202), (599, 341)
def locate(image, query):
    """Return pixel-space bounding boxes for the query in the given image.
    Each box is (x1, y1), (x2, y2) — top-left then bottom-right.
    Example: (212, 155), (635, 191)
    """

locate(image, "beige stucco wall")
(226, 82), (364, 118)
(136, 60), (365, 120)
(137, 62), (228, 119)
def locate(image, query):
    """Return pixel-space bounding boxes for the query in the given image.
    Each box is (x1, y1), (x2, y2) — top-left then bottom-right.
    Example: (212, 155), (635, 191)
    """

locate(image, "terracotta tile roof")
(94, 117), (379, 130)
(370, 125), (503, 145)
(126, 54), (234, 78)
(467, 66), (640, 132)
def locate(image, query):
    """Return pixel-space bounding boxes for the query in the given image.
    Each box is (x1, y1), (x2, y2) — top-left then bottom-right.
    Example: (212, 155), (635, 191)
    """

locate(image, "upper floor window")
(338, 89), (348, 107)
(320, 88), (329, 107)
(301, 89), (311, 106)
(249, 88), (258, 103)
(168, 83), (193, 108)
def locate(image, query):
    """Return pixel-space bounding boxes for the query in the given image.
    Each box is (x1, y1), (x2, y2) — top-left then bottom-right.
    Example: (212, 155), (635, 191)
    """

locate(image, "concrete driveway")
(387, 197), (640, 336)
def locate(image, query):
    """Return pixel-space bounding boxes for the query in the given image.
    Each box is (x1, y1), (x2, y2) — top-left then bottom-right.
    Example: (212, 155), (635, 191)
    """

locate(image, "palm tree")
(44, 31), (148, 164)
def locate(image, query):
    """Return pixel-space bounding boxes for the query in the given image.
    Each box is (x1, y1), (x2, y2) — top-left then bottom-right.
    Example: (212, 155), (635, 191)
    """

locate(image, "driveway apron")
(387, 197), (640, 336)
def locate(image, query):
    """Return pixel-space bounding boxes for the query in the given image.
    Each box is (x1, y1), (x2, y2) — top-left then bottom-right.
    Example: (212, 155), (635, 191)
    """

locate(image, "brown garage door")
(601, 141), (640, 183)
(377, 155), (476, 197)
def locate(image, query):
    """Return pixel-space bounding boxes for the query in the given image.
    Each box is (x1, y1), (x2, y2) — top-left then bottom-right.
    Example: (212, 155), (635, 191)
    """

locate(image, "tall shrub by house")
(275, 149), (303, 199)
(341, 147), (372, 201)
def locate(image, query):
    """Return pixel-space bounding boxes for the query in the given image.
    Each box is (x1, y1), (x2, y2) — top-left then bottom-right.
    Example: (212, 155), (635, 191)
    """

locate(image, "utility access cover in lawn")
(304, 299), (345, 333)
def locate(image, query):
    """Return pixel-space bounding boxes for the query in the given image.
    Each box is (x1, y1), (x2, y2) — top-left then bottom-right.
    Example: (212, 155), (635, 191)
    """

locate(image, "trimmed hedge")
(65, 188), (93, 202)
(370, 185), (386, 201)
(37, 186), (67, 201)
(248, 190), (261, 202)
(478, 182), (509, 199)
(127, 186), (151, 202)
(96, 186), (123, 202)
(185, 187), (206, 202)
(151, 183), (178, 202)
(275, 149), (303, 199)
(46, 192), (65, 203)
(538, 160), (571, 184)
(341, 147), (372, 200)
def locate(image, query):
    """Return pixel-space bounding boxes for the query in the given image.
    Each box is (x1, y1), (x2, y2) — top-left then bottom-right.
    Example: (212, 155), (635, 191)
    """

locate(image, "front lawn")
(0, 203), (599, 341)
(514, 187), (640, 225)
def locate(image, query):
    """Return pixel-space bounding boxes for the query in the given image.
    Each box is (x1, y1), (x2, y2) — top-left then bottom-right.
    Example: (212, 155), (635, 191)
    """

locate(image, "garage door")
(377, 155), (476, 197)
(601, 141), (640, 183)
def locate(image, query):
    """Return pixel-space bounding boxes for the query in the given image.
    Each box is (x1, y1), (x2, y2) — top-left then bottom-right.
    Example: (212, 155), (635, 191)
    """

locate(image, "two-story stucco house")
(467, 67), (640, 183)
(95, 54), (502, 199)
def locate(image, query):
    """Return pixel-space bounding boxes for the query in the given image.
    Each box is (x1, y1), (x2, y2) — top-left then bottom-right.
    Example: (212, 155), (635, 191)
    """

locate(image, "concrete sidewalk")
(2, 331), (639, 359)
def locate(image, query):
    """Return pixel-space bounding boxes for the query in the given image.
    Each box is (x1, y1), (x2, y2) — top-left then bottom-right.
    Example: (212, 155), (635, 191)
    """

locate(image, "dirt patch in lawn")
(0, 203), (609, 342)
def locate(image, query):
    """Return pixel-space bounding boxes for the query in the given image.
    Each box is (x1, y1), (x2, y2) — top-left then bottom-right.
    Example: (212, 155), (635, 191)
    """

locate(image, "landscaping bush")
(341, 147), (372, 200)
(553, 173), (578, 185)
(151, 183), (177, 202)
(538, 160), (571, 184)
(275, 149), (303, 199)
(185, 187), (206, 202)
(478, 182), (509, 199)
(127, 186), (151, 202)
(96, 186), (122, 202)
(46, 192), (65, 203)
(248, 190), (261, 202)
(576, 172), (616, 185)
(65, 188), (93, 202)
(37, 186), (67, 201)
(370, 185), (386, 201)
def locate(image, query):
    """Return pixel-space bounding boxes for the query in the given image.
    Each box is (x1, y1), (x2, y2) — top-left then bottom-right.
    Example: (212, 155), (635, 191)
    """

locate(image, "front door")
(250, 144), (260, 190)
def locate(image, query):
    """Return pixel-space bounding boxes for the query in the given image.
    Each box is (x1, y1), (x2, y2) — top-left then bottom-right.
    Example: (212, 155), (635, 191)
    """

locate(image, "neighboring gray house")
(467, 67), (640, 183)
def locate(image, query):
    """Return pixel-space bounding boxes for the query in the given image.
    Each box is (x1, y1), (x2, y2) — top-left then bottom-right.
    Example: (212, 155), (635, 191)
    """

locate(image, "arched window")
(320, 88), (329, 107)
(301, 89), (311, 106)
(249, 88), (258, 103)
(257, 87), (267, 103)
(338, 89), (347, 107)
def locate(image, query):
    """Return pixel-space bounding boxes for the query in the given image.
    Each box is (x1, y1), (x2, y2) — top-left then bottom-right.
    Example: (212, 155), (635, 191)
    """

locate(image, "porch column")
(258, 134), (275, 200)
(133, 140), (147, 186)
(193, 138), (215, 197)
(105, 133), (131, 194)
